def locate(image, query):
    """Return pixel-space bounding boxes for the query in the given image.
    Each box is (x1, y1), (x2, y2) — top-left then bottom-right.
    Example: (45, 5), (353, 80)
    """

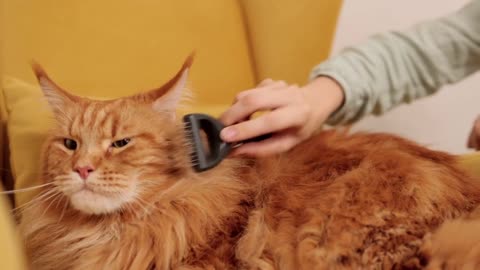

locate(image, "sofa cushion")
(0, 196), (27, 270)
(0, 83), (8, 190)
(3, 77), (51, 206)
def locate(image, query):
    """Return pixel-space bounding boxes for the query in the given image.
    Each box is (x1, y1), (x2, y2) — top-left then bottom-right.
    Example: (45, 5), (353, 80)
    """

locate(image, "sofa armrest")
(0, 84), (14, 207)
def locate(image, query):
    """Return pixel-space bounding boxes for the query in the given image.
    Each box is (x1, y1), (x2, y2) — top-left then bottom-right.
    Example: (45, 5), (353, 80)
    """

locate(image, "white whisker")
(58, 199), (69, 222)
(12, 189), (57, 213)
(53, 175), (74, 182)
(1, 182), (54, 195)
(132, 197), (150, 217)
(54, 193), (64, 210)
(118, 193), (133, 215)
(38, 190), (62, 220)
(12, 188), (58, 213)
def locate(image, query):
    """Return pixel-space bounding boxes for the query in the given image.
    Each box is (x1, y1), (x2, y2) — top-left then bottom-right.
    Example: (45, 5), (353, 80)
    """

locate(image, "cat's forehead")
(65, 99), (150, 138)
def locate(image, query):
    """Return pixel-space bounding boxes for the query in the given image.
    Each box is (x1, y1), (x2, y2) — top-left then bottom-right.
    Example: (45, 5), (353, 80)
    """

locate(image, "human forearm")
(311, 0), (480, 125)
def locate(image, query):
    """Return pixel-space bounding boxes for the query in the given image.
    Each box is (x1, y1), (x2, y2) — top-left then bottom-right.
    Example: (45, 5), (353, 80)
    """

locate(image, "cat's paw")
(421, 218), (480, 269)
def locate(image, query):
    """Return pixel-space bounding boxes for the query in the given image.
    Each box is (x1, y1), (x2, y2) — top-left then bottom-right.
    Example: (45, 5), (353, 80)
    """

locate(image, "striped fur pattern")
(19, 57), (480, 269)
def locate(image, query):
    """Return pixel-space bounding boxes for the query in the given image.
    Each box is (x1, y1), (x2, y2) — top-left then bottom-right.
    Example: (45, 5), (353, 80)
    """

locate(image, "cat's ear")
(31, 62), (79, 114)
(137, 54), (194, 119)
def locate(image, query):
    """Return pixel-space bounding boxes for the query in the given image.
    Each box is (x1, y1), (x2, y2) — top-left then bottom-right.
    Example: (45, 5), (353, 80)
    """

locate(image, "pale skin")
(468, 115), (480, 151)
(219, 76), (344, 157)
(220, 77), (480, 157)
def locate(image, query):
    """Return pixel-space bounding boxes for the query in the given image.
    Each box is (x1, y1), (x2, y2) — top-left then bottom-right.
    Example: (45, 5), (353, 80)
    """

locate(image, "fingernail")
(221, 127), (237, 141)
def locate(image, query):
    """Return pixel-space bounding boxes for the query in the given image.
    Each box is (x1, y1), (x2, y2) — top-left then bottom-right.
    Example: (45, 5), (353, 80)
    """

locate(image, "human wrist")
(303, 76), (345, 119)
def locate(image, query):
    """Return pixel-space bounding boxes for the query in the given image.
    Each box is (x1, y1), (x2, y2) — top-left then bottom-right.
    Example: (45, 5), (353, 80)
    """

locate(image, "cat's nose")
(74, 166), (95, 180)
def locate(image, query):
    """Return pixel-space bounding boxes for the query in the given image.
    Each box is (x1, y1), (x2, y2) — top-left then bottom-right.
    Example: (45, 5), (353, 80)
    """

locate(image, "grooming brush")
(183, 113), (271, 172)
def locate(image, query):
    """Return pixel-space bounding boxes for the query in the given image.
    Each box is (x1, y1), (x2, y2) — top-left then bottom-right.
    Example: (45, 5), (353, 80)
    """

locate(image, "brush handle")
(240, 133), (273, 144)
(184, 113), (272, 172)
(183, 113), (232, 172)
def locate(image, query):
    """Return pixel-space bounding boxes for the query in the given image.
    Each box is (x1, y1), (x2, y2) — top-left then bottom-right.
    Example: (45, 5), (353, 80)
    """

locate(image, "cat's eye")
(111, 138), (131, 148)
(64, 138), (77, 150)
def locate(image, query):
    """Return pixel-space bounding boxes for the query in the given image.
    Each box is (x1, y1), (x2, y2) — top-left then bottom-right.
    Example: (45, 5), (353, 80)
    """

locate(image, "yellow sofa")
(1, 1), (479, 269)
(0, 0), (342, 268)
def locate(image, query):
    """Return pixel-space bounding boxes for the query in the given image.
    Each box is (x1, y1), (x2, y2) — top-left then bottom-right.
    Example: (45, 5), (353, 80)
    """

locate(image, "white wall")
(332, 0), (480, 154)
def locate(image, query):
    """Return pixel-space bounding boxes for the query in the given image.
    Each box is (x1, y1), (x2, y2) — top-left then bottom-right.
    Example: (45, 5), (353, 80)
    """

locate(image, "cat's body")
(20, 58), (480, 269)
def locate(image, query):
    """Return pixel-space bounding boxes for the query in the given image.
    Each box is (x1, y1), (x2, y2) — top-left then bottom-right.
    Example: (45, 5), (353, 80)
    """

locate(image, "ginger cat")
(19, 56), (480, 269)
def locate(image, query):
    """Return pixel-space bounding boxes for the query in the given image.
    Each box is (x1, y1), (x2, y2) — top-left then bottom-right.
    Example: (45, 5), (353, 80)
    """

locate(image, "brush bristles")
(183, 121), (201, 169)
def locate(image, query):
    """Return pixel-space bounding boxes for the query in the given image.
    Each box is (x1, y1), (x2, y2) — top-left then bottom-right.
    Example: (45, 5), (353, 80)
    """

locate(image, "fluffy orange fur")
(19, 57), (480, 269)
(420, 207), (480, 269)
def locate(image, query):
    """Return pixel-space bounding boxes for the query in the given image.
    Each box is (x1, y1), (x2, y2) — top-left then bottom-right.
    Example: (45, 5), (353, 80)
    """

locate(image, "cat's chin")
(69, 189), (131, 215)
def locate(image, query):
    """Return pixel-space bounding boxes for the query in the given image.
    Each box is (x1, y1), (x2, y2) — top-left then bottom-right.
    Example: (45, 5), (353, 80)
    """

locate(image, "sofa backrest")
(0, 0), (342, 190)
(241, 0), (341, 84)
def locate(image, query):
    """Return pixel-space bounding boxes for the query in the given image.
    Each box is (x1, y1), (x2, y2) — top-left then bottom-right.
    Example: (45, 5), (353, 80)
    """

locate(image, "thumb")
(467, 116), (480, 150)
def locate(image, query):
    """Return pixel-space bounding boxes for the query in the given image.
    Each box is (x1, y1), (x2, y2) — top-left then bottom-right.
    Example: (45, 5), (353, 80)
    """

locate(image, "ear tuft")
(31, 61), (78, 113)
(182, 52), (195, 71)
(31, 61), (48, 80)
(151, 52), (194, 100)
(138, 53), (195, 118)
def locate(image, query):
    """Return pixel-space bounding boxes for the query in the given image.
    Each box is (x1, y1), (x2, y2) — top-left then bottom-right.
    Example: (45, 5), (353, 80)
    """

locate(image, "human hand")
(219, 76), (344, 157)
(467, 115), (480, 150)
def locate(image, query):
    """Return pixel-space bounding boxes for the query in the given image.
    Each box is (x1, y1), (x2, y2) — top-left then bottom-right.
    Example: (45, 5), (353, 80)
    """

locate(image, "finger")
(258, 78), (274, 87)
(467, 116), (480, 149)
(475, 116), (480, 136)
(221, 106), (305, 142)
(219, 88), (292, 126)
(474, 132), (480, 151)
(230, 84), (272, 105)
(257, 79), (288, 88)
(265, 80), (288, 91)
(467, 128), (477, 149)
(235, 81), (289, 101)
(230, 80), (292, 110)
(233, 134), (299, 157)
(230, 89), (255, 105)
(272, 80), (288, 88)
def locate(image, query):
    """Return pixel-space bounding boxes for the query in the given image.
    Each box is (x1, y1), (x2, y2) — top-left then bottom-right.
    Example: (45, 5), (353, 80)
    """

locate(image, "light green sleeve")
(310, 0), (480, 125)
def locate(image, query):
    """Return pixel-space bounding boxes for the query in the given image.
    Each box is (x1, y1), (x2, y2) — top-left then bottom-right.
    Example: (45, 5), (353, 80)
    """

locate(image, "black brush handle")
(183, 113), (232, 172)
(184, 113), (273, 173)
(240, 133), (273, 144)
